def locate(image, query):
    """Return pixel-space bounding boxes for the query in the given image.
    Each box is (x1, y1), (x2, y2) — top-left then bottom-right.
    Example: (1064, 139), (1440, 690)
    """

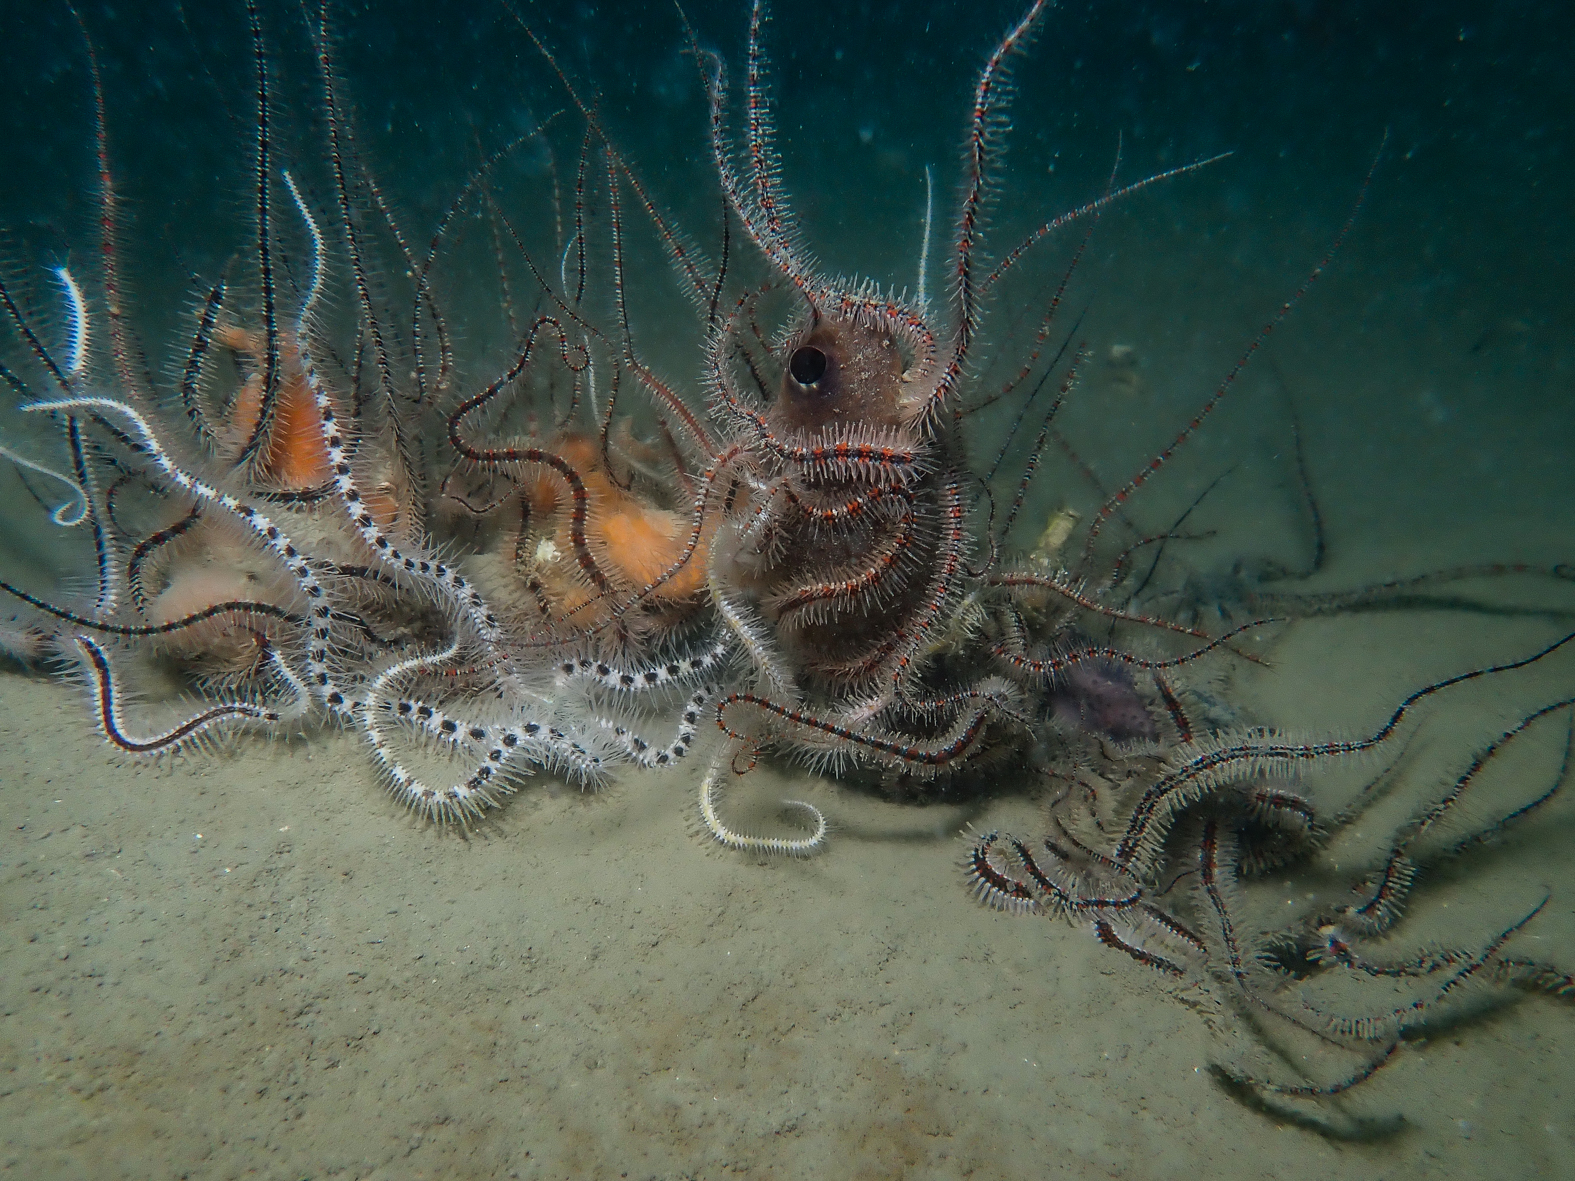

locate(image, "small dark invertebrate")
(968, 636), (1575, 1109)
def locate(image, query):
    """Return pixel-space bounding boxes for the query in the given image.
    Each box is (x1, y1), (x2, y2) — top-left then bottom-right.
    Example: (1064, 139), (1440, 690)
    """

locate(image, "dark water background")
(1, 0), (1571, 576)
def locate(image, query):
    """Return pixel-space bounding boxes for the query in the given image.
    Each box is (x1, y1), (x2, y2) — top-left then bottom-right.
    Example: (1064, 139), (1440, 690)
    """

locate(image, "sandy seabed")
(2, 581), (1573, 1180)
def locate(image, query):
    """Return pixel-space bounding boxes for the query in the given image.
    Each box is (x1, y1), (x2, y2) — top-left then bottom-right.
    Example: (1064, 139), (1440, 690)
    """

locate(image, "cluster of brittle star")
(2, 0), (1571, 1109)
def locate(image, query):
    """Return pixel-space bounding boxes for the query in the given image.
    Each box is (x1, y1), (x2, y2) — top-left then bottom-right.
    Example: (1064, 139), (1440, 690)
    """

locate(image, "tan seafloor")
(1, 523), (1573, 1180)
